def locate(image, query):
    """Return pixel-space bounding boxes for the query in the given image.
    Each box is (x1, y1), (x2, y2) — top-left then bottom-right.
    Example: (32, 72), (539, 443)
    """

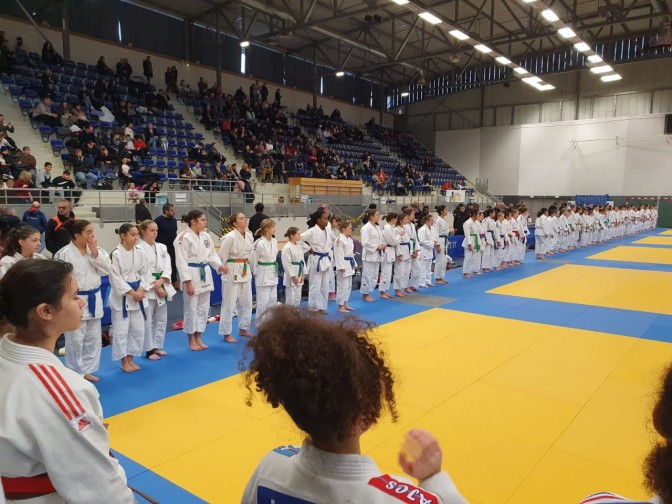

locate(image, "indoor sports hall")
(1, 0), (672, 503)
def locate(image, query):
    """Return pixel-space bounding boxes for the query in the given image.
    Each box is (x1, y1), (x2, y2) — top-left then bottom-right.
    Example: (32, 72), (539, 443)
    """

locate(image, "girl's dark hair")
(645, 364), (672, 502)
(518, 206), (527, 213)
(284, 226), (299, 239)
(307, 208), (327, 228)
(484, 208), (495, 217)
(0, 259), (74, 329)
(115, 223), (136, 236)
(362, 208), (378, 225)
(435, 205), (446, 214)
(182, 210), (205, 226)
(1, 225), (40, 258)
(469, 209), (478, 218)
(385, 212), (398, 223)
(537, 207), (548, 218)
(64, 219), (91, 239)
(242, 306), (397, 444)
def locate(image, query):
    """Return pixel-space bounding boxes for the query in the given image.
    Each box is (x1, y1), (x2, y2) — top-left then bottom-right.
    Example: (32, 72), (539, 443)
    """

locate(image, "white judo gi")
(174, 228), (222, 335)
(434, 215), (451, 280)
(109, 244), (150, 361)
(462, 219), (481, 274)
(218, 229), (254, 336)
(0, 337), (135, 503)
(300, 225), (334, 311)
(0, 252), (46, 279)
(138, 239), (172, 353)
(517, 214), (530, 261)
(242, 441), (467, 504)
(333, 233), (355, 306)
(405, 222), (422, 289)
(251, 236), (279, 323)
(394, 226), (412, 291)
(55, 243), (111, 375)
(482, 217), (496, 270)
(417, 223), (435, 287)
(280, 242), (306, 307)
(360, 221), (384, 296)
(380, 223), (400, 294)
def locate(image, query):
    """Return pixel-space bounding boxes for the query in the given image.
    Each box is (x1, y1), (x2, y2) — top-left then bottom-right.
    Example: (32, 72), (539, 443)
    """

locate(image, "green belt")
(291, 260), (304, 277)
(152, 271), (167, 293)
(470, 233), (480, 251)
(411, 238), (417, 252)
(258, 261), (278, 276)
(227, 258), (249, 276)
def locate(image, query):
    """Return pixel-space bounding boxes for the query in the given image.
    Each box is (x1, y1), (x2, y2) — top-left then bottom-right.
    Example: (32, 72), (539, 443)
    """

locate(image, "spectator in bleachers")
(1, 146), (15, 187)
(41, 41), (62, 65)
(95, 146), (114, 170)
(0, 114), (16, 150)
(143, 56), (153, 85)
(32, 97), (60, 128)
(13, 171), (34, 204)
(96, 55), (114, 76)
(198, 77), (208, 97)
(178, 163), (199, 190)
(40, 68), (57, 97)
(70, 149), (97, 189)
(274, 88), (281, 106)
(201, 104), (215, 131)
(36, 161), (53, 198)
(260, 83), (269, 103)
(51, 171), (79, 203)
(16, 146), (36, 173)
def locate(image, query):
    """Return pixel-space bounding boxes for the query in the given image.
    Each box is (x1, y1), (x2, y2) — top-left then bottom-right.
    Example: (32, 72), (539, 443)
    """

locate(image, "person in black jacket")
(135, 199), (152, 223)
(452, 204), (468, 236)
(248, 203), (268, 237)
(142, 56), (153, 85)
(45, 200), (75, 255)
(154, 203), (178, 286)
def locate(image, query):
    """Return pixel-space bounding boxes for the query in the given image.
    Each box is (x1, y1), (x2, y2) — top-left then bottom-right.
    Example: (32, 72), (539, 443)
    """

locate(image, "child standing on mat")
(251, 219), (279, 323)
(360, 209), (385, 302)
(394, 210), (412, 297)
(333, 220), (356, 313)
(280, 227), (306, 308)
(380, 213), (400, 299)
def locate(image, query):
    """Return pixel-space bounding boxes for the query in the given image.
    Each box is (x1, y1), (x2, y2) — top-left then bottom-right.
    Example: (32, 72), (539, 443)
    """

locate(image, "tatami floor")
(94, 228), (672, 504)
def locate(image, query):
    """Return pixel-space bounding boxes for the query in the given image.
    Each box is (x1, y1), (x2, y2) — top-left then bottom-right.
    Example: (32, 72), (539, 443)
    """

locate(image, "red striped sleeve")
(28, 364), (85, 421)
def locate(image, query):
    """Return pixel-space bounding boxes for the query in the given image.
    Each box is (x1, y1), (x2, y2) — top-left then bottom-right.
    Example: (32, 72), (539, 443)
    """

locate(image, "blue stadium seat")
(39, 125), (53, 143)
(50, 139), (65, 156)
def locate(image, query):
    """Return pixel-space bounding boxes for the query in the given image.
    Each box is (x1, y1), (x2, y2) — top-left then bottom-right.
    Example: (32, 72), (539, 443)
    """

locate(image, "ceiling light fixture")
(587, 54), (603, 63)
(590, 65), (613, 74)
(541, 9), (559, 21)
(513, 67), (528, 74)
(391, 0), (410, 4)
(401, 91), (410, 97)
(474, 44), (492, 53)
(600, 74), (622, 82)
(335, 71), (345, 77)
(495, 56), (512, 65)
(448, 29), (469, 41)
(240, 40), (250, 48)
(573, 42), (591, 52)
(558, 27), (576, 38)
(418, 12), (442, 24)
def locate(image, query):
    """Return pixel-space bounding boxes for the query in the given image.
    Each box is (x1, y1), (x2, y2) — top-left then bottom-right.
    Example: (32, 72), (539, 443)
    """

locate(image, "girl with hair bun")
(241, 305), (467, 504)
(218, 212), (254, 343)
(360, 209), (385, 302)
(0, 225), (46, 279)
(535, 208), (548, 260)
(110, 223), (149, 373)
(417, 213), (436, 288)
(280, 227), (306, 307)
(54, 219), (110, 382)
(174, 210), (225, 350)
(434, 205), (451, 284)
(380, 213), (401, 299)
(394, 210), (412, 296)
(250, 218), (278, 323)
(300, 207), (334, 312)
(333, 220), (355, 313)
(138, 220), (173, 360)
(0, 260), (135, 503)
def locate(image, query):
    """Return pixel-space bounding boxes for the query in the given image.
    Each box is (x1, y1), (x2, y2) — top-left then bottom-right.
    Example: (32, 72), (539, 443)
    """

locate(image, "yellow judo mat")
(659, 230), (672, 236)
(489, 264), (672, 315)
(633, 236), (672, 246)
(107, 308), (666, 504)
(588, 245), (672, 265)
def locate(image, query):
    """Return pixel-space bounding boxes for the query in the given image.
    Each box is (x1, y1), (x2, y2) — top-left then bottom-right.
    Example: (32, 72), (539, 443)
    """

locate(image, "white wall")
(0, 16), (392, 128)
(435, 114), (671, 196)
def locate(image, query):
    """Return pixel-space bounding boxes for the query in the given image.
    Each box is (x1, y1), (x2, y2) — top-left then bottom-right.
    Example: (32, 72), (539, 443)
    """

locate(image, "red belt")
(2, 473), (56, 500)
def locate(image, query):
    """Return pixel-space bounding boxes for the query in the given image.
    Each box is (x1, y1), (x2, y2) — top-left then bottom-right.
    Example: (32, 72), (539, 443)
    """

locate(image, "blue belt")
(344, 256), (356, 270)
(123, 280), (146, 320)
(314, 252), (330, 272)
(488, 230), (497, 249)
(78, 286), (101, 317)
(188, 262), (207, 282)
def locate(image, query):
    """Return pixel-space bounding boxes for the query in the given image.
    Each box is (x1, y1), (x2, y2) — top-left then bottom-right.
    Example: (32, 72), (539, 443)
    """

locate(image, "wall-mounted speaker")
(665, 114), (672, 135)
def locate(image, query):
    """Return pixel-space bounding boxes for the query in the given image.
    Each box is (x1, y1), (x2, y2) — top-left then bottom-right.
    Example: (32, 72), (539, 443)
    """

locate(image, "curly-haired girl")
(241, 305), (467, 503)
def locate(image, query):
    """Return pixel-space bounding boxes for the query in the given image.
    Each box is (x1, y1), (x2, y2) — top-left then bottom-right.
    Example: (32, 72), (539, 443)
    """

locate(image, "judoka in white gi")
(434, 205), (452, 283)
(218, 212), (254, 343)
(534, 208), (548, 259)
(55, 220), (110, 382)
(393, 211), (412, 296)
(280, 227), (306, 307)
(175, 210), (224, 350)
(0, 260), (135, 503)
(0, 226), (46, 279)
(360, 209), (386, 301)
(380, 213), (401, 297)
(462, 210), (481, 278)
(300, 208), (334, 312)
(109, 223), (149, 373)
(250, 219), (279, 324)
(417, 214), (436, 287)
(138, 220), (173, 360)
(333, 220), (356, 312)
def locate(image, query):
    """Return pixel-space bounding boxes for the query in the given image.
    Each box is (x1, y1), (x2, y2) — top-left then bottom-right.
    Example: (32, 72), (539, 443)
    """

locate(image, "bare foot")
(345, 305), (356, 311)
(426, 283), (435, 287)
(239, 329), (255, 338)
(155, 350), (168, 356)
(338, 307), (348, 313)
(84, 374), (100, 382)
(198, 342), (209, 350)
(363, 294), (376, 302)
(224, 335), (239, 343)
(464, 274), (473, 279)
(380, 293), (392, 299)
(121, 364), (135, 373)
(404, 288), (414, 294)
(436, 280), (448, 285)
(148, 354), (160, 361)
(395, 290), (407, 297)
(189, 343), (202, 351)
(131, 362), (141, 371)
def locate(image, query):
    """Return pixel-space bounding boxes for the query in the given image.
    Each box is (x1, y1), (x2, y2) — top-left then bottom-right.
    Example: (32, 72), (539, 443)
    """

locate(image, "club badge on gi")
(204, 239), (210, 248)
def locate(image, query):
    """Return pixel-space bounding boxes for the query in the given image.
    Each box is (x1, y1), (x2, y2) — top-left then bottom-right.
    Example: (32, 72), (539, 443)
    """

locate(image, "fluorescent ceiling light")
(601, 74), (622, 82)
(335, 71), (344, 77)
(522, 76), (542, 84)
(587, 54), (603, 63)
(558, 27), (576, 38)
(522, 0), (537, 2)
(574, 42), (591, 52)
(495, 56), (512, 65)
(401, 91), (410, 97)
(449, 29), (469, 41)
(541, 9), (559, 21)
(590, 65), (613, 74)
(418, 12), (442, 24)
(240, 40), (250, 48)
(474, 44), (492, 53)
(513, 67), (528, 74)
(535, 83), (555, 91)
(391, 0), (409, 4)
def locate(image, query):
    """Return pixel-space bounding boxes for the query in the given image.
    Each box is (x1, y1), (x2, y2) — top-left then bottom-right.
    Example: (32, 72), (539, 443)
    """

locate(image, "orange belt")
(2, 473), (56, 500)
(227, 258), (250, 276)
